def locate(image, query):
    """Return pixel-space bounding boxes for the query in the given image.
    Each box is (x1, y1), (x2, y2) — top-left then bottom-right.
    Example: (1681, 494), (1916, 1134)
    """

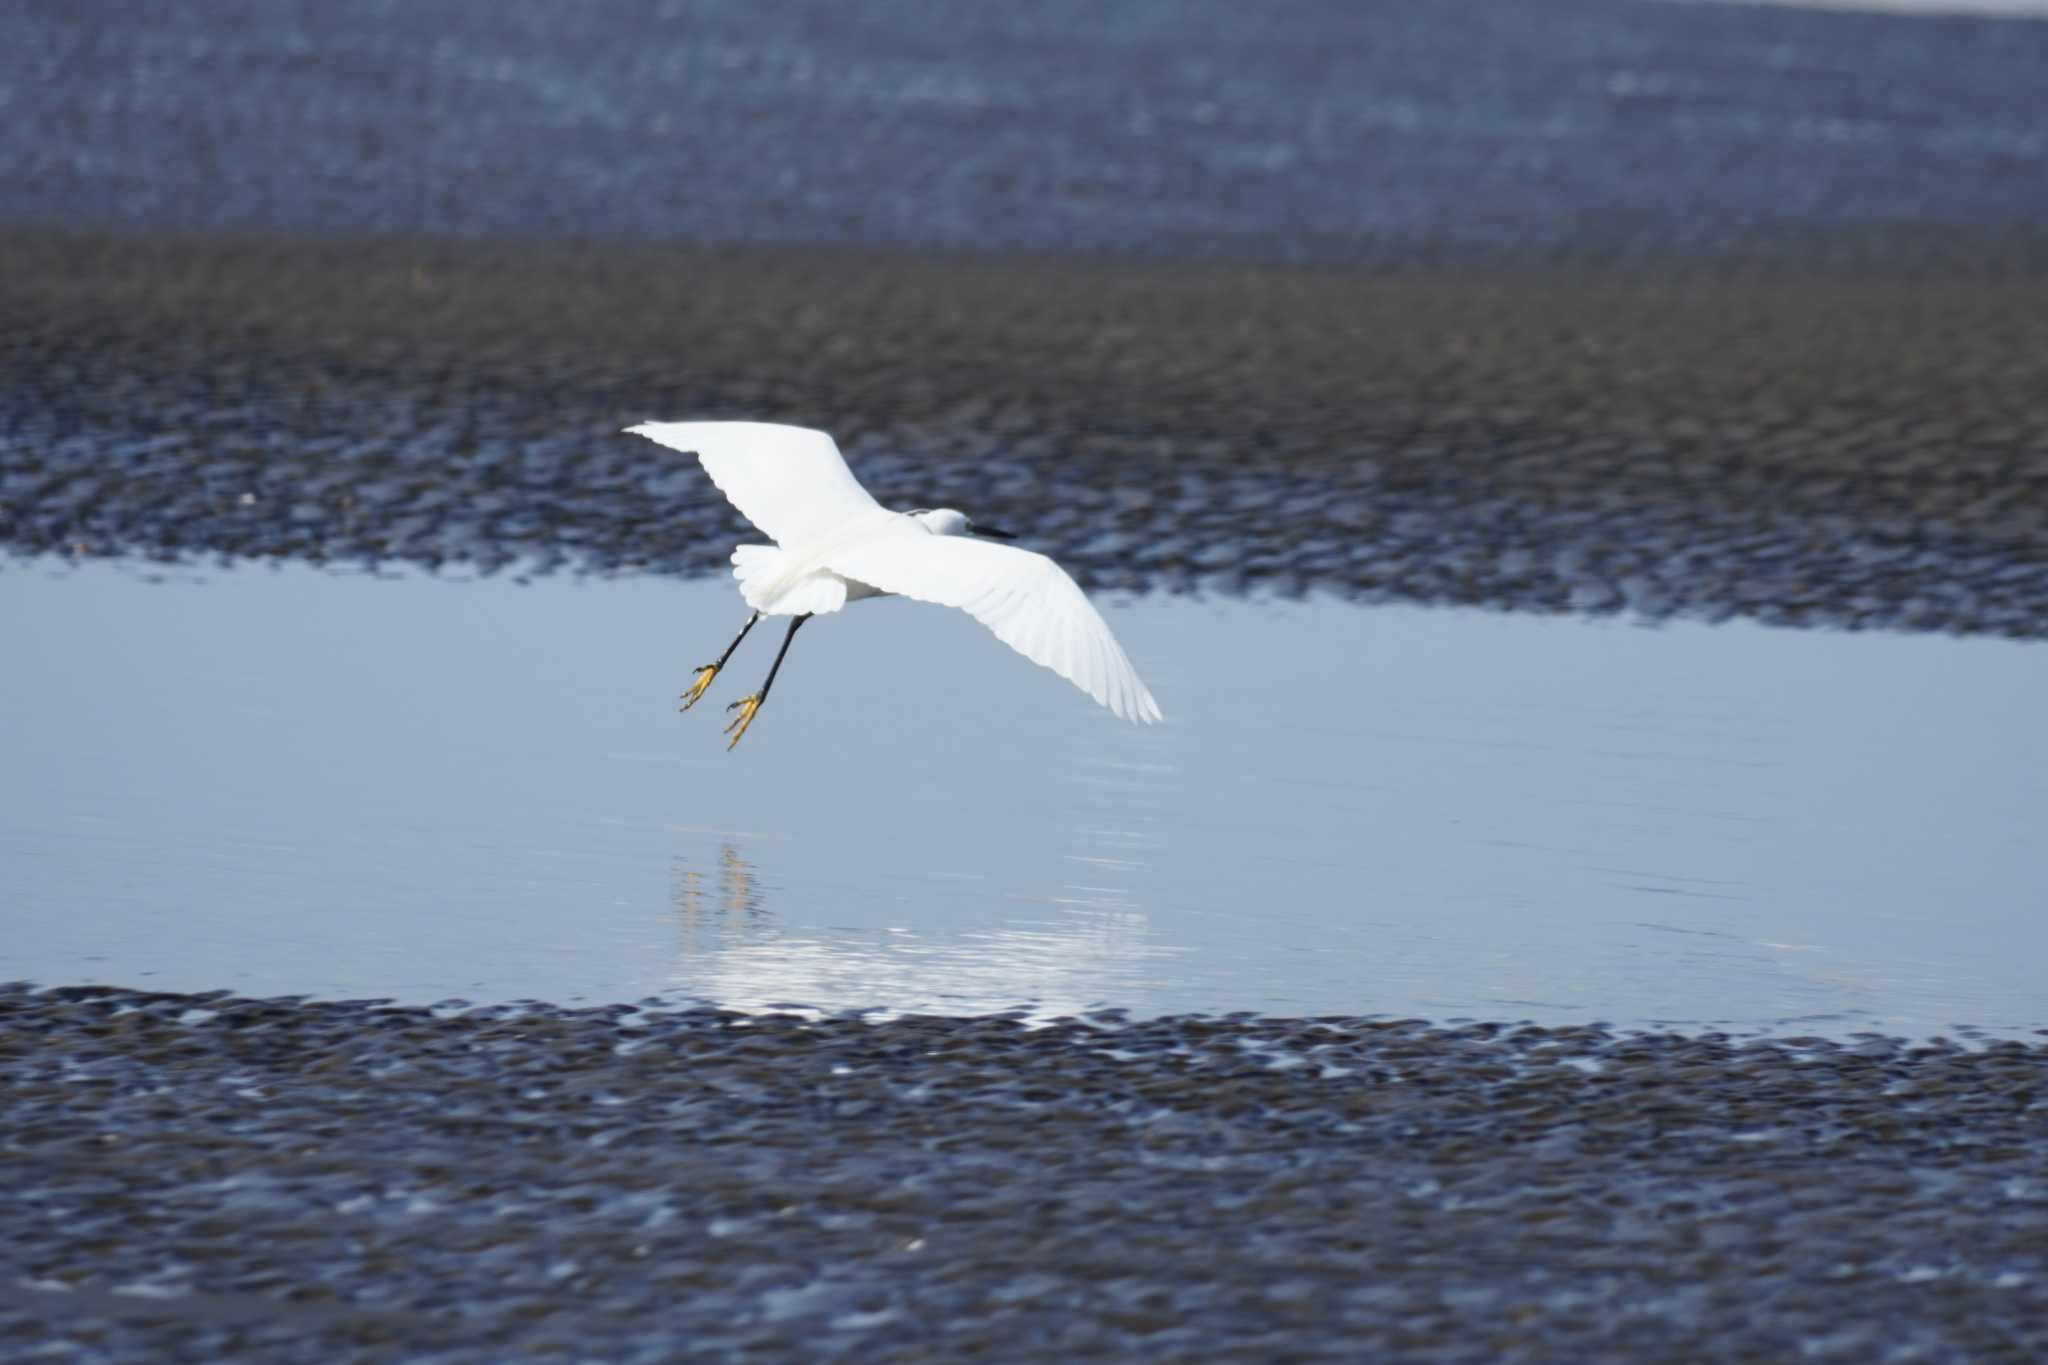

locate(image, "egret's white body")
(625, 420), (1162, 744)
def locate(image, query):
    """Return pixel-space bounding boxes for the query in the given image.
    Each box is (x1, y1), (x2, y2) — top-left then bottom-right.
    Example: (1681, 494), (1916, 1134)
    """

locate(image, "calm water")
(3, 561), (2043, 1038)
(9, 0), (2045, 262)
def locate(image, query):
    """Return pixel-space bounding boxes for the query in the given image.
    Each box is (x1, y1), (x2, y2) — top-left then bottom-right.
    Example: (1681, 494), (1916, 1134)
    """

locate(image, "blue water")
(4, 560), (2043, 1039)
(6, 0), (2044, 261)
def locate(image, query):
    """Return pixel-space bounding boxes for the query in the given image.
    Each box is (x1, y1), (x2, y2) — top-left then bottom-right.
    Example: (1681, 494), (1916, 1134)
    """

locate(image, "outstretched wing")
(826, 528), (1163, 724)
(625, 421), (881, 548)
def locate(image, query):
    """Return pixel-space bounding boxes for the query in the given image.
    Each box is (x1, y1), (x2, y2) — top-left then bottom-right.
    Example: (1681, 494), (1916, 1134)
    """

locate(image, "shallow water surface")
(3, 562), (2043, 1038)
(12, 0), (2048, 260)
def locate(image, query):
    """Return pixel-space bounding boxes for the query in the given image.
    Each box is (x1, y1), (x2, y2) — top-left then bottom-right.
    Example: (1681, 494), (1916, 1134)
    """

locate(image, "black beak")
(973, 525), (1018, 540)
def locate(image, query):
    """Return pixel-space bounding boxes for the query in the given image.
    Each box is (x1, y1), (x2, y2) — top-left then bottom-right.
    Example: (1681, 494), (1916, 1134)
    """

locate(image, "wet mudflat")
(5, 0), (2048, 644)
(3, 985), (2045, 1362)
(9, 234), (2048, 645)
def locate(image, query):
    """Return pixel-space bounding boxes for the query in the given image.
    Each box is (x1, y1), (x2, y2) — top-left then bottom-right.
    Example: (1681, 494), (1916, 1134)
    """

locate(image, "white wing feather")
(624, 421), (880, 548)
(825, 527), (1163, 724)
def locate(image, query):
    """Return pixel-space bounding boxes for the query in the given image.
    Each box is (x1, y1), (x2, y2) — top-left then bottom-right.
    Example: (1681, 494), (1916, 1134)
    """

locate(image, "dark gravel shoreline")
(4, 983), (2044, 1361)
(7, 231), (2048, 637)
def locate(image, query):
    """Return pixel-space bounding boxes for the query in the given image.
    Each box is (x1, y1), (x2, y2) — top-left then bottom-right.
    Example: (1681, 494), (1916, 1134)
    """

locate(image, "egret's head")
(907, 507), (1016, 540)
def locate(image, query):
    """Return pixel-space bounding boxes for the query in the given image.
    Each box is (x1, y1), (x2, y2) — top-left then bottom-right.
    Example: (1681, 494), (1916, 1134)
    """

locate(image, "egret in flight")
(624, 421), (1163, 748)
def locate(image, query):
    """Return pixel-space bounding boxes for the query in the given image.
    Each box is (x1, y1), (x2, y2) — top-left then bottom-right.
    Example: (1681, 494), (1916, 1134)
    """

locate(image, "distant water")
(1702, 1), (2048, 13)
(4, 0), (2044, 262)
(5, 562), (2043, 1039)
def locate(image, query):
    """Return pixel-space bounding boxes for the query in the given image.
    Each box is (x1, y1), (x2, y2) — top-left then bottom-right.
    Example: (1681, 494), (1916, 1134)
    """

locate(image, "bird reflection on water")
(664, 817), (1183, 1021)
(673, 842), (771, 961)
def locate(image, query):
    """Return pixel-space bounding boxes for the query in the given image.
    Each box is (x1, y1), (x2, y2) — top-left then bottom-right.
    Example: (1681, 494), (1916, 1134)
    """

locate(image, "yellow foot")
(680, 663), (719, 711)
(724, 694), (763, 749)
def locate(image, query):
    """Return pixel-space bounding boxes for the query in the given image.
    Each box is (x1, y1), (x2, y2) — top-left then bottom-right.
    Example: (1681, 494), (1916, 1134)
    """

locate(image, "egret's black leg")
(724, 614), (809, 749)
(757, 614), (809, 703)
(682, 611), (760, 711)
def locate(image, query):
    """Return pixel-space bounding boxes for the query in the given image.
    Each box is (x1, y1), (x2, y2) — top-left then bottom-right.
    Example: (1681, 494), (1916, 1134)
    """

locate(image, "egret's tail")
(732, 544), (848, 615)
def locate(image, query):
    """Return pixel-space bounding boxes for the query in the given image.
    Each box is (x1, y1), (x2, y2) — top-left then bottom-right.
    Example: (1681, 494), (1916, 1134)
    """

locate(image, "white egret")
(624, 421), (1163, 747)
